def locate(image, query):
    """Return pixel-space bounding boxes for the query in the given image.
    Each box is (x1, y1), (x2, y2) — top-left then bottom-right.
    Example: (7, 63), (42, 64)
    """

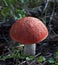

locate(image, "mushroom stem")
(24, 44), (36, 56)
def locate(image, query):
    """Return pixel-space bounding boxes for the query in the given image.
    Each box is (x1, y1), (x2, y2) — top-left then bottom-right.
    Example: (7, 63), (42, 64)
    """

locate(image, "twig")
(2, 33), (12, 54)
(49, 0), (56, 24)
(43, 0), (50, 13)
(48, 0), (56, 38)
(20, 61), (26, 65)
(29, 53), (41, 65)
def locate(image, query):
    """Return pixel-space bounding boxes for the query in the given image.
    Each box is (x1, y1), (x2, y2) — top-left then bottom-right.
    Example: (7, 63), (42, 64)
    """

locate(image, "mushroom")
(10, 17), (48, 56)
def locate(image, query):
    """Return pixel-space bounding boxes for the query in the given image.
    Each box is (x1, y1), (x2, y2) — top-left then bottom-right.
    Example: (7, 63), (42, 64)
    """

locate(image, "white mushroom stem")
(24, 44), (36, 56)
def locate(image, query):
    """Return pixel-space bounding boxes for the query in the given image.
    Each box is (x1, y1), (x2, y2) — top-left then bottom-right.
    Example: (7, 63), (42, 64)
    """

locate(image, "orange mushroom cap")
(10, 17), (48, 44)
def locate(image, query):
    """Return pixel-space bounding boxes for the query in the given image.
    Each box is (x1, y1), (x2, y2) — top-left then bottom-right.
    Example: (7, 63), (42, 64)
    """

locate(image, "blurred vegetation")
(0, 0), (58, 65)
(0, 48), (58, 65)
(0, 0), (58, 25)
(0, 0), (43, 22)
